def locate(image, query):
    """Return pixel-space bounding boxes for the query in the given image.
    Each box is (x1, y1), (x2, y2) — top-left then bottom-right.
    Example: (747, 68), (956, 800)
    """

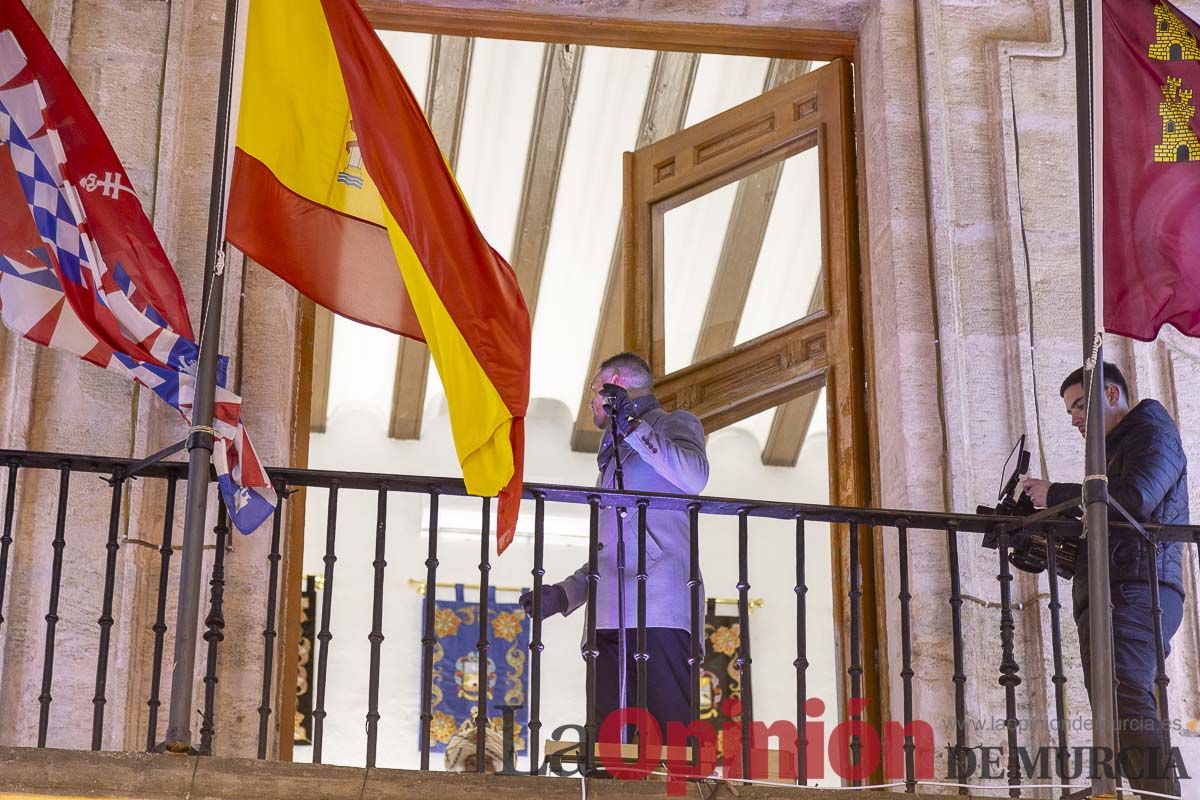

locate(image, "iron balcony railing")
(0, 448), (1196, 796)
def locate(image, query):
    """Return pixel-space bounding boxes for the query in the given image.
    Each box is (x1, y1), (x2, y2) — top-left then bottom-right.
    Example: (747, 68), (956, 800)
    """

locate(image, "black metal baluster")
(737, 509), (754, 782)
(583, 495), (600, 776)
(1144, 531), (1176, 794)
(847, 521), (863, 785)
(312, 480), (339, 764)
(897, 522), (916, 792)
(0, 460), (18, 642)
(946, 522), (968, 794)
(256, 482), (286, 759)
(37, 462), (71, 748)
(419, 491), (440, 770)
(795, 515), (808, 786)
(635, 500), (649, 720)
(199, 502), (230, 756)
(528, 493), (545, 777)
(146, 475), (178, 751)
(91, 471), (125, 750)
(688, 504), (701, 722)
(365, 486), (388, 768)
(1043, 532), (1070, 795)
(996, 532), (1022, 798)
(475, 497), (493, 772)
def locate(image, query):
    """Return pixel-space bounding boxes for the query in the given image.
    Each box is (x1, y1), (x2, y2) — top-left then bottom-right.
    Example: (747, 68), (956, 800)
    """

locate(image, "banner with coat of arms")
(295, 576), (316, 745)
(422, 584), (530, 756)
(701, 600), (742, 763)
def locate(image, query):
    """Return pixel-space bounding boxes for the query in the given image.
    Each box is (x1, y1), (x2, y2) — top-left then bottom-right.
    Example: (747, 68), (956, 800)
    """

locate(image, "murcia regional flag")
(226, 0), (531, 551)
(1104, 0), (1200, 340)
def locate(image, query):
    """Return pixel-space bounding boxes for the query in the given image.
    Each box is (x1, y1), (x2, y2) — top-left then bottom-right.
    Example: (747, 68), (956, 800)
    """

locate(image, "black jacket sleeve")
(1046, 481), (1083, 511)
(1047, 421), (1185, 531)
(1107, 424), (1186, 524)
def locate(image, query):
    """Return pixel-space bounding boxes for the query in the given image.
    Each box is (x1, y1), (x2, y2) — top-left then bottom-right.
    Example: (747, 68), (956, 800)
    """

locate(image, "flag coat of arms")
(227, 0), (531, 552)
(0, 0), (276, 533)
(1104, 0), (1200, 340)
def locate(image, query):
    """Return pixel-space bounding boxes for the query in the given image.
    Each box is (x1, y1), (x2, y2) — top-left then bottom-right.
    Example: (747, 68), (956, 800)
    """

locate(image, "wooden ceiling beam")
(309, 305), (335, 433)
(762, 387), (822, 467)
(389, 337), (432, 439)
(570, 51), (699, 453)
(761, 275), (825, 467)
(425, 35), (473, 164)
(510, 43), (585, 315)
(692, 59), (812, 364)
(390, 35), (473, 440)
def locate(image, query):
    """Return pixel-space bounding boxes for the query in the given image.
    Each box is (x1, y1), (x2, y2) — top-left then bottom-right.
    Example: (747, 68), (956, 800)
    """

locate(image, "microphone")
(600, 383), (623, 409)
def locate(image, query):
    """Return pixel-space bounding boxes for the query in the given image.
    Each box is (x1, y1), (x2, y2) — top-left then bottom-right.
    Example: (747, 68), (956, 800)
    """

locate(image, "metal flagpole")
(1073, 0), (1117, 796)
(605, 393), (630, 746)
(162, 0), (240, 753)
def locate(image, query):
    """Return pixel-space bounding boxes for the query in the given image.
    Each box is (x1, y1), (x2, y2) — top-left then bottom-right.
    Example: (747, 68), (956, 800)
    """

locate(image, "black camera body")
(978, 437), (1078, 580)
(977, 491), (1037, 521)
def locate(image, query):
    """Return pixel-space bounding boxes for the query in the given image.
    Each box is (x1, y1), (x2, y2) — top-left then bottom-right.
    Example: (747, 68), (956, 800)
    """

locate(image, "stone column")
(0, 0), (301, 760)
(0, 0), (172, 751)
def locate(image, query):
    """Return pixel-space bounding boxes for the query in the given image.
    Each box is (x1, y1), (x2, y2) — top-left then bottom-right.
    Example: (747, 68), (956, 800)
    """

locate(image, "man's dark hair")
(598, 352), (653, 389)
(1059, 361), (1129, 401)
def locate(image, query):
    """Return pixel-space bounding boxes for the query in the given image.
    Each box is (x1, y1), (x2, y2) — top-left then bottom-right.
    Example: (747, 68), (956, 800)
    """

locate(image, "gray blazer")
(556, 397), (708, 633)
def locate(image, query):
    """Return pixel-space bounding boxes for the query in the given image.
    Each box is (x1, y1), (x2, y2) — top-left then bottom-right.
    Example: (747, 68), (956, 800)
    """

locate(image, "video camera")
(977, 435), (1077, 579)
(976, 436), (1037, 520)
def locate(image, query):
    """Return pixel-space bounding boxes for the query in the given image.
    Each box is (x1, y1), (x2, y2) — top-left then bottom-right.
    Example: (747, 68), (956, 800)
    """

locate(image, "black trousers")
(594, 627), (692, 738)
(1077, 582), (1185, 797)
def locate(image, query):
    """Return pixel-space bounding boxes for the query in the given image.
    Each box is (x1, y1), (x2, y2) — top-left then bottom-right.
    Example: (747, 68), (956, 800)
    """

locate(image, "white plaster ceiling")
(325, 31), (827, 454)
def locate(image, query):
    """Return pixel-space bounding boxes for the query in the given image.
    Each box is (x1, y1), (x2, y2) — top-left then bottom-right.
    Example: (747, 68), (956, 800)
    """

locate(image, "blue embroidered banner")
(423, 585), (530, 756)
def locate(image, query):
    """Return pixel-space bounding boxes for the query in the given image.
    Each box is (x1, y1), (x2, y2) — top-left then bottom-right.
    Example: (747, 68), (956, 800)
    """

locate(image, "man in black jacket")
(1021, 362), (1188, 796)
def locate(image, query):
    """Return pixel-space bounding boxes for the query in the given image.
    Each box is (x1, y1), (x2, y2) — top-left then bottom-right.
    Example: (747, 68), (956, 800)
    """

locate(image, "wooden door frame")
(621, 62), (838, 425)
(282, 3), (885, 759)
(360, 2), (858, 61)
(620, 56), (876, 741)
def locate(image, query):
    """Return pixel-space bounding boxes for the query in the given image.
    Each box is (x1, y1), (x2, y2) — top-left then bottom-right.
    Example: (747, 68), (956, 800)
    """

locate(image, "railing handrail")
(3, 447), (1198, 541)
(2, 446), (1194, 790)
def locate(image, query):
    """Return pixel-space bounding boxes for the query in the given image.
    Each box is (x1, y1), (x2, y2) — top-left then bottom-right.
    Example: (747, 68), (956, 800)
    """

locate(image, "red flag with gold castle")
(1104, 0), (1200, 340)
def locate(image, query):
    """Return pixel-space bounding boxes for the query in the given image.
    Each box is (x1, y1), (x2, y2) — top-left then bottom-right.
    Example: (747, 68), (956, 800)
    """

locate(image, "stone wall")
(865, 0), (1200, 790)
(0, 1), (1198, 794)
(0, 0), (304, 758)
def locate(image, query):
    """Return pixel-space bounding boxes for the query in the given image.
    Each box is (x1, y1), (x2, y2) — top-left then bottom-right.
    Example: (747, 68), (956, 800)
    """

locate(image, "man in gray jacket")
(520, 352), (708, 732)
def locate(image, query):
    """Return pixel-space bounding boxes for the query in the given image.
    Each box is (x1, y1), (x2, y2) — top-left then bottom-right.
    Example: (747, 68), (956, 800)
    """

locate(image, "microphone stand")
(606, 397), (630, 746)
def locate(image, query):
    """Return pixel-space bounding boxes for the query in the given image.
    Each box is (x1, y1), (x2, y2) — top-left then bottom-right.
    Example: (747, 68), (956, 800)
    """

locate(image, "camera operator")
(1020, 362), (1188, 796)
(519, 352), (708, 734)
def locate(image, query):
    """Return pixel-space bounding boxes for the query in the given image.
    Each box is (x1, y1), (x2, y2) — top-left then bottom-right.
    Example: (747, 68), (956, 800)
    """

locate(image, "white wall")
(298, 366), (838, 777)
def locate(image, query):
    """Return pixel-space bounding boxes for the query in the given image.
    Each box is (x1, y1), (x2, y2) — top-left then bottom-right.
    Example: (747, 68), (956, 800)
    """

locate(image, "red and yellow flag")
(1104, 0), (1200, 340)
(226, 0), (530, 551)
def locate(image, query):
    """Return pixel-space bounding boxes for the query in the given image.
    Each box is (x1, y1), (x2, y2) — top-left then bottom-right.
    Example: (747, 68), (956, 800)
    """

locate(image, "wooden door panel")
(653, 312), (828, 431)
(621, 60), (873, 743)
(622, 58), (858, 453)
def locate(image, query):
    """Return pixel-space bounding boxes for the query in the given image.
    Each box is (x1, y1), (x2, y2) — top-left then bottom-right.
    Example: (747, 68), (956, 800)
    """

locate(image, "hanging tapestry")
(702, 599), (743, 763)
(295, 575), (316, 745)
(422, 584), (530, 756)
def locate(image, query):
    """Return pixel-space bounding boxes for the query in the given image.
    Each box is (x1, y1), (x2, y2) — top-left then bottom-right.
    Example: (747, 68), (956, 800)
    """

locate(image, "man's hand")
(1019, 477), (1052, 508)
(518, 585), (567, 620)
(599, 383), (638, 437)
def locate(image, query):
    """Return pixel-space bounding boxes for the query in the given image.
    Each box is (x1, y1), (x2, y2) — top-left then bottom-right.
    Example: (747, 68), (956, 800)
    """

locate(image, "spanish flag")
(226, 0), (530, 551)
